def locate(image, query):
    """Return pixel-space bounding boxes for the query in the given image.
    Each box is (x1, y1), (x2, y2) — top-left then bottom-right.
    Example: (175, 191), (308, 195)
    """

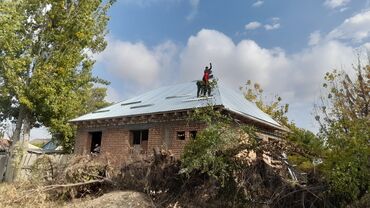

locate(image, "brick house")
(71, 81), (285, 163)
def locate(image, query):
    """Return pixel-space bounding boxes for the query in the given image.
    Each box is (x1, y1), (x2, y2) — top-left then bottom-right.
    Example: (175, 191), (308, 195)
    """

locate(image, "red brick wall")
(74, 129), (91, 155)
(74, 120), (206, 165)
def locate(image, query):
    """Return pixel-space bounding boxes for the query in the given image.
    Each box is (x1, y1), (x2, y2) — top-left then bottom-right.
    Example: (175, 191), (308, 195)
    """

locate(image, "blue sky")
(31, 0), (370, 138)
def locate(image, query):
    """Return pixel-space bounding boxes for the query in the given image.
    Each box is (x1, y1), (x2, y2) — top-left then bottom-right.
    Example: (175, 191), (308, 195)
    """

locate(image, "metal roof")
(70, 81), (282, 129)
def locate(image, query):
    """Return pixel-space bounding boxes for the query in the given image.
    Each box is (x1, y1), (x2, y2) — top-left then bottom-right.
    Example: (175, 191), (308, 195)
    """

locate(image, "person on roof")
(202, 62), (212, 85)
(197, 63), (213, 97)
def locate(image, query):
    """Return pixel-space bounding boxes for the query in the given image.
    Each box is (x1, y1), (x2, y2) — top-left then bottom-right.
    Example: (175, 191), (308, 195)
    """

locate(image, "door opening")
(90, 131), (102, 153)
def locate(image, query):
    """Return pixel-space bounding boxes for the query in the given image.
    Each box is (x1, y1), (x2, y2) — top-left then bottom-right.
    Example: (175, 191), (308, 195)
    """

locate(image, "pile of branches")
(224, 137), (330, 208)
(115, 137), (331, 207)
(117, 147), (181, 194)
(2, 154), (116, 207)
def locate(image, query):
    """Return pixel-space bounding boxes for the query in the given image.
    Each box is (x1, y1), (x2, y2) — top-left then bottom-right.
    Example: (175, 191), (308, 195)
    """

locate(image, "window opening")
(90, 131), (102, 153)
(190, 131), (197, 139)
(131, 130), (149, 145)
(177, 131), (185, 140)
(142, 130), (149, 141)
(133, 131), (141, 145)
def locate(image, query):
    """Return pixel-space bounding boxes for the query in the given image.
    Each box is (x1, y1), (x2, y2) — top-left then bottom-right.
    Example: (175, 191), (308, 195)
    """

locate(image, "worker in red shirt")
(202, 62), (212, 85)
(197, 63), (213, 97)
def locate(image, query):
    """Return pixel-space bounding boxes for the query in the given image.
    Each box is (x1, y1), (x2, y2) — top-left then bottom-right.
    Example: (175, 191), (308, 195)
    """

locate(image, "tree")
(181, 106), (257, 185)
(50, 86), (110, 151)
(315, 56), (370, 203)
(0, 122), (4, 138)
(0, 0), (114, 181)
(241, 80), (324, 171)
(241, 80), (289, 126)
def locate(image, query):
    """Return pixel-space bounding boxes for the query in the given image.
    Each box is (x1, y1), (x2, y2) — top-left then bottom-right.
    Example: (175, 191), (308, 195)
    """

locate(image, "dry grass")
(0, 182), (65, 208)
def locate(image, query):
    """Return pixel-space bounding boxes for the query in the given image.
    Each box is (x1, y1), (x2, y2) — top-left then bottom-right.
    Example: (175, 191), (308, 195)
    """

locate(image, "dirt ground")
(68, 191), (154, 208)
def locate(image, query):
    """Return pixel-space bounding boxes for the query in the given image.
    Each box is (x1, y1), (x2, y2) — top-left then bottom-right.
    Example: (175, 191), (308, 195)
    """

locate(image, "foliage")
(0, 0), (114, 152)
(241, 80), (323, 172)
(181, 105), (257, 186)
(242, 80), (289, 126)
(286, 125), (324, 171)
(315, 57), (370, 202)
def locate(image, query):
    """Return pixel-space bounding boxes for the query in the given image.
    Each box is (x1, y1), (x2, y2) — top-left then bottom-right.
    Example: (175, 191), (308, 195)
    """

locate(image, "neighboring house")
(42, 140), (63, 152)
(71, 81), (285, 163)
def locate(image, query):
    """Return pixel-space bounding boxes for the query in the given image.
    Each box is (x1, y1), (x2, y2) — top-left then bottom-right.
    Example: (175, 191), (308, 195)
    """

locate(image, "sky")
(31, 0), (370, 139)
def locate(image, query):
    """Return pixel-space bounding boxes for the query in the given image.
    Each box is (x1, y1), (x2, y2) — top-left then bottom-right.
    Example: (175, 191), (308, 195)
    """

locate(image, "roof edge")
(223, 107), (286, 131)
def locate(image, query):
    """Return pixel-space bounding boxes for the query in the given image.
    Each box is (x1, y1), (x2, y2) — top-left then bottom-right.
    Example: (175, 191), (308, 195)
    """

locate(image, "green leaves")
(0, 0), (114, 150)
(242, 79), (290, 126)
(181, 106), (256, 186)
(316, 57), (370, 202)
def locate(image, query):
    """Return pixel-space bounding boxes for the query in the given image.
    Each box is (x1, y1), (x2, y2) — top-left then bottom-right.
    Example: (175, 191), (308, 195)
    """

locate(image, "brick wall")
(73, 115), (279, 167)
(74, 119), (207, 165)
(74, 129), (91, 155)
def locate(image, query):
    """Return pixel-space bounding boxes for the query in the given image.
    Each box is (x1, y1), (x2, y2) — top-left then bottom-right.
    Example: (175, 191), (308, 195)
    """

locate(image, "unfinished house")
(71, 81), (285, 162)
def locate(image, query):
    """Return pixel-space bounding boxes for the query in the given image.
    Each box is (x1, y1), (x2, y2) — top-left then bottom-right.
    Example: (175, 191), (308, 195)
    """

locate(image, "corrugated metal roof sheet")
(70, 81), (281, 129)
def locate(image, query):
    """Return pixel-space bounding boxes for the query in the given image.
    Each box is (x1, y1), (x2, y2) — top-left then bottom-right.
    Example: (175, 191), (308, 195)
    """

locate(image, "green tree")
(241, 80), (323, 171)
(181, 106), (257, 185)
(0, 0), (114, 181)
(315, 57), (370, 203)
(241, 80), (289, 126)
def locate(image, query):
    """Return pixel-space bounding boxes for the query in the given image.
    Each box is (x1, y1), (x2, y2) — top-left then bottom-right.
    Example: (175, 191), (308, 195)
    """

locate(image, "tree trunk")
(11, 106), (25, 142)
(4, 106), (29, 182)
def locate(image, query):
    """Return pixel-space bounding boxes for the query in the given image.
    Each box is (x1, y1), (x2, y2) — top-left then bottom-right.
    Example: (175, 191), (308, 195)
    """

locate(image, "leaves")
(316, 56), (370, 202)
(242, 80), (290, 126)
(0, 0), (114, 150)
(181, 106), (257, 185)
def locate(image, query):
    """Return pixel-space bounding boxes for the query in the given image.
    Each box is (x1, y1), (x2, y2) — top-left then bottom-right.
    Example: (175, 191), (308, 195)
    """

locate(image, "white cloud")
(245, 18), (281, 31)
(264, 23), (280, 30)
(327, 10), (370, 42)
(324, 0), (350, 9)
(245, 21), (262, 30)
(339, 7), (349, 12)
(308, 31), (321, 46)
(97, 29), (358, 130)
(186, 0), (200, 21)
(179, 29), (355, 104)
(99, 29), (356, 106)
(264, 17), (281, 31)
(178, 29), (358, 131)
(252, 0), (264, 7)
(363, 42), (370, 51)
(106, 86), (122, 103)
(96, 38), (178, 87)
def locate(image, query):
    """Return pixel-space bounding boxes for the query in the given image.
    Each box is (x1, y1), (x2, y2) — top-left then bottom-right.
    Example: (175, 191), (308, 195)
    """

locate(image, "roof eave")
(223, 108), (286, 131)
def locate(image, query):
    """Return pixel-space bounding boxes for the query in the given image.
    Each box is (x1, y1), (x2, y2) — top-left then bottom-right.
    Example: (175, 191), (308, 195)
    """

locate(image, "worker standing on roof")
(197, 62), (213, 97)
(203, 63), (213, 96)
(202, 62), (212, 85)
